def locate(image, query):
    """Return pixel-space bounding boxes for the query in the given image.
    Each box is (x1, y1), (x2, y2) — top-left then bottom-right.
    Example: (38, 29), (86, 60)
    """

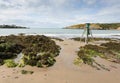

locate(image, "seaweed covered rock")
(71, 37), (112, 42)
(22, 35), (60, 57)
(0, 42), (24, 59)
(100, 42), (120, 63)
(101, 42), (120, 52)
(77, 49), (95, 65)
(77, 42), (120, 70)
(0, 35), (60, 68)
(4, 59), (17, 68)
(20, 52), (56, 67)
(20, 35), (60, 67)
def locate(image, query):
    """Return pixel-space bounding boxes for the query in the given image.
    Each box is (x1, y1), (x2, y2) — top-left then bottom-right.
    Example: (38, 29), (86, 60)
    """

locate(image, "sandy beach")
(0, 0), (120, 83)
(0, 39), (120, 83)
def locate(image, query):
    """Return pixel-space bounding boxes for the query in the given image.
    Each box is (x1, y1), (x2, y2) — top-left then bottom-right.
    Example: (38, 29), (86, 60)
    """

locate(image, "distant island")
(65, 23), (120, 30)
(0, 25), (28, 29)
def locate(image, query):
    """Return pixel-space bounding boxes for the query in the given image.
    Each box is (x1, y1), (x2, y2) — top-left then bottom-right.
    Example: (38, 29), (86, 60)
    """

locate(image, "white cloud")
(0, 0), (120, 28)
(83, 0), (97, 5)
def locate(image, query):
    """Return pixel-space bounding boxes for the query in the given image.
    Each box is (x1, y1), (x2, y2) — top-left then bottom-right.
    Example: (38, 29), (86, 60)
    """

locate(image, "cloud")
(83, 0), (97, 5)
(0, 0), (120, 28)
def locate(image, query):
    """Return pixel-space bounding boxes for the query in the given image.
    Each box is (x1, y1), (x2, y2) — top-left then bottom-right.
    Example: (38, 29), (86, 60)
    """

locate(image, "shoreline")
(0, 28), (120, 39)
(0, 33), (120, 39)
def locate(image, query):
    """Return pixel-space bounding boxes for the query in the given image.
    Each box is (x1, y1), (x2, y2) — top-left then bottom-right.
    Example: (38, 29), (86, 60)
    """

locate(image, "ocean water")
(0, 28), (120, 39)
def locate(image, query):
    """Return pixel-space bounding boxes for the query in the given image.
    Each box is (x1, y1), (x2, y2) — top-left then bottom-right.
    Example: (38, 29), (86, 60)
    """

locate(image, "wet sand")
(0, 39), (120, 83)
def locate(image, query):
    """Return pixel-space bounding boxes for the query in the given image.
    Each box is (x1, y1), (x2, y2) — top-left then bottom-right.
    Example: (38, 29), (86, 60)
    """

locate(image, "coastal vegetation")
(76, 41), (120, 70)
(0, 35), (60, 68)
(65, 23), (120, 30)
(0, 25), (27, 29)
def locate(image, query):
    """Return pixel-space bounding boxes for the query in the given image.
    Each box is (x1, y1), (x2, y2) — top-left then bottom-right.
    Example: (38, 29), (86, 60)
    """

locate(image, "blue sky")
(0, 0), (120, 28)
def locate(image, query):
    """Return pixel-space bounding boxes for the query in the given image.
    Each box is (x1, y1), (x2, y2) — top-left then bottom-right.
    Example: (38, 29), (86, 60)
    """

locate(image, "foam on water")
(0, 28), (120, 39)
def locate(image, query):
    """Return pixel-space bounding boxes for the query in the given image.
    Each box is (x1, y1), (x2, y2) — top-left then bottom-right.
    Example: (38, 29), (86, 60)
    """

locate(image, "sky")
(0, 0), (120, 28)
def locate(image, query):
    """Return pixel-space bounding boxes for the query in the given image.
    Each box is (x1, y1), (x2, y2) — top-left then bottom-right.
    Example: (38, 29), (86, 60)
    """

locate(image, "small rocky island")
(0, 25), (27, 29)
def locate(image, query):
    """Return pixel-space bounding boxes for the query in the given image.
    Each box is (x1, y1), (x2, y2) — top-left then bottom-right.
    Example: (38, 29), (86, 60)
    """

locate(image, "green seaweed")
(71, 37), (116, 42)
(0, 35), (61, 68)
(21, 70), (34, 74)
(76, 42), (120, 70)
(4, 59), (17, 68)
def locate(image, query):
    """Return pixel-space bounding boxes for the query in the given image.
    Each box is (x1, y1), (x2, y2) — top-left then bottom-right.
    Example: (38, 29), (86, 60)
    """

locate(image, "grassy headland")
(65, 23), (120, 30)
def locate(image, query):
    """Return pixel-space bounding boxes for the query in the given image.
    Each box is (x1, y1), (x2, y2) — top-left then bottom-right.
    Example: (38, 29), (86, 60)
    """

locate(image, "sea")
(0, 28), (120, 39)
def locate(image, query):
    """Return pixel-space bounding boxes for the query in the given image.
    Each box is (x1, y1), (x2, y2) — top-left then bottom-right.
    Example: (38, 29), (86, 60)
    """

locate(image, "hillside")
(65, 23), (120, 30)
(0, 25), (27, 29)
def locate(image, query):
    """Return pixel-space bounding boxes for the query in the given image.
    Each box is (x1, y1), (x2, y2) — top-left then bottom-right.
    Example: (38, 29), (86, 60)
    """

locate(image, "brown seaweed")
(77, 42), (120, 70)
(0, 35), (61, 67)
